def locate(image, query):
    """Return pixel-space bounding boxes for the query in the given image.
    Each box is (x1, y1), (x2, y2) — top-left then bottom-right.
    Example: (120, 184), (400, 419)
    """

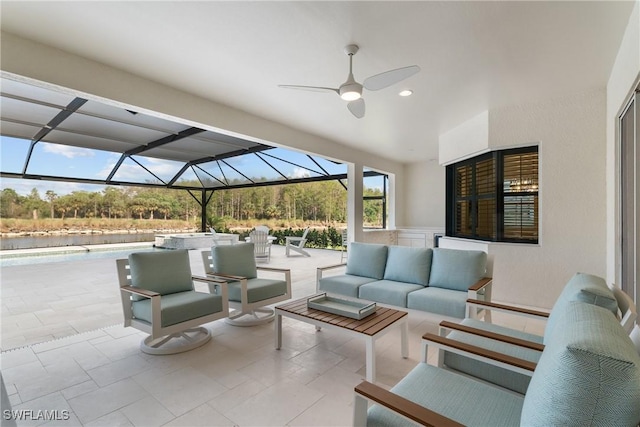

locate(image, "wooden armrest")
(317, 263), (347, 272)
(257, 266), (291, 273)
(120, 285), (159, 298)
(439, 321), (544, 352)
(191, 275), (226, 285)
(422, 333), (536, 372)
(355, 381), (464, 427)
(467, 299), (549, 318)
(468, 277), (492, 292)
(206, 272), (246, 281)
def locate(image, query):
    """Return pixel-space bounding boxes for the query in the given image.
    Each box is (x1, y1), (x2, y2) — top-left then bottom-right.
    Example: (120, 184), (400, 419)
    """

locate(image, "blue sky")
(0, 136), (365, 196)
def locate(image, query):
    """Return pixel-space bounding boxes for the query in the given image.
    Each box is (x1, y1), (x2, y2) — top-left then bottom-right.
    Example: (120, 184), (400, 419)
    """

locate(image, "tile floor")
(1, 244), (546, 426)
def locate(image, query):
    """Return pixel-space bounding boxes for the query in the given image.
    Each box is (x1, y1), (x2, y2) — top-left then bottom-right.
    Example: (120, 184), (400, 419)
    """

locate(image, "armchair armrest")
(354, 381), (464, 427)
(468, 277), (492, 292)
(439, 320), (544, 352)
(206, 272), (246, 281)
(467, 298), (549, 320)
(257, 266), (291, 274)
(422, 333), (536, 375)
(120, 285), (160, 299)
(191, 275), (226, 285)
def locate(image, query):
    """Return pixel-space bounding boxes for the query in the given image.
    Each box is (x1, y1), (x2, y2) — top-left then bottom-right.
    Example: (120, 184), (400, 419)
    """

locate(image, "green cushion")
(521, 302), (640, 426)
(428, 248), (486, 291)
(227, 278), (287, 304)
(358, 280), (423, 308)
(132, 291), (223, 327)
(544, 272), (618, 344)
(345, 243), (388, 279)
(367, 363), (523, 427)
(318, 274), (378, 298)
(128, 250), (193, 300)
(407, 287), (468, 318)
(211, 243), (257, 279)
(383, 246), (432, 286)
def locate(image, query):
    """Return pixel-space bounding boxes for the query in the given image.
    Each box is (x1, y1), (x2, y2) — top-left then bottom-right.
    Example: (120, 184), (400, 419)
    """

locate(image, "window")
(446, 146), (538, 243)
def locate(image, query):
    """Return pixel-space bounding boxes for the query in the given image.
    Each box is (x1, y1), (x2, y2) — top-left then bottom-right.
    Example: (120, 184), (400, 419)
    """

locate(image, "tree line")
(0, 180), (385, 226)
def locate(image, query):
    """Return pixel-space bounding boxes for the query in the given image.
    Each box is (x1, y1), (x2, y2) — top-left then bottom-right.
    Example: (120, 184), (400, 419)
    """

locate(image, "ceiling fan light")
(341, 91), (361, 101)
(340, 82), (362, 101)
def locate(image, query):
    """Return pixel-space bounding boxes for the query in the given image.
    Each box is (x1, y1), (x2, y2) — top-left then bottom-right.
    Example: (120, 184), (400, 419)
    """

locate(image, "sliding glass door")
(619, 90), (639, 305)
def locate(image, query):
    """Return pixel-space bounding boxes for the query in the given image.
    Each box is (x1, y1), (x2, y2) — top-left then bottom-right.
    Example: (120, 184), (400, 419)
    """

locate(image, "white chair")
(249, 230), (271, 262)
(201, 244), (291, 326)
(285, 227), (311, 257)
(340, 228), (348, 262)
(116, 250), (229, 354)
(209, 227), (237, 245)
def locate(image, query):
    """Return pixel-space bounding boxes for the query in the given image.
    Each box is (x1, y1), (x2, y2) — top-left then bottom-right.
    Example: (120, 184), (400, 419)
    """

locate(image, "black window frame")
(446, 146), (539, 244)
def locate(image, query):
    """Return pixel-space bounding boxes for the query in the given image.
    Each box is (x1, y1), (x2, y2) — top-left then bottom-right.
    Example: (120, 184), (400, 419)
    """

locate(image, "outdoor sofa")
(316, 242), (491, 319)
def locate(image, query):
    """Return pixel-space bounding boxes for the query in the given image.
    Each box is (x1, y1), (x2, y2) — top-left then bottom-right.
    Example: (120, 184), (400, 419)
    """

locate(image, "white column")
(347, 162), (364, 242)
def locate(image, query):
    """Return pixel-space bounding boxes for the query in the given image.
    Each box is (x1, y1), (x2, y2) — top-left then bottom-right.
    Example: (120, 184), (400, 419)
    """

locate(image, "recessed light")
(399, 90), (413, 97)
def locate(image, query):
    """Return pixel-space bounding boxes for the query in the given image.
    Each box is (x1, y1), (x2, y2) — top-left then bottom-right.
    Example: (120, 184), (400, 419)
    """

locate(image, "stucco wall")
(404, 89), (607, 309)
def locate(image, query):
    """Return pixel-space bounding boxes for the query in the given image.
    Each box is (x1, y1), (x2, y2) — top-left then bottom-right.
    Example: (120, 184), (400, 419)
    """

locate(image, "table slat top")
(276, 296), (407, 336)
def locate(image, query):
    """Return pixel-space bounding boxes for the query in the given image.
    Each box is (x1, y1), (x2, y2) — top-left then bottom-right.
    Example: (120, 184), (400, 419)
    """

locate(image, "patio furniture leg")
(275, 311), (282, 350)
(366, 337), (376, 383)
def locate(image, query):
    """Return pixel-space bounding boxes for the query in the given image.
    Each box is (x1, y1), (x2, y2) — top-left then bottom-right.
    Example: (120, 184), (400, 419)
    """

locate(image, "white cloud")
(289, 167), (310, 179)
(43, 144), (95, 159)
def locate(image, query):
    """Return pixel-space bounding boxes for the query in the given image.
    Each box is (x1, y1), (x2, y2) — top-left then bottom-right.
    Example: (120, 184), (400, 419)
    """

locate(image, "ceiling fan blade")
(278, 85), (339, 94)
(347, 98), (365, 119)
(363, 65), (420, 91)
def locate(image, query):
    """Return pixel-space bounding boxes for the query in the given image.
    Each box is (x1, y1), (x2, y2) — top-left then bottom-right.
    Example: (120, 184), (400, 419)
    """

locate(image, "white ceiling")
(0, 1), (634, 163)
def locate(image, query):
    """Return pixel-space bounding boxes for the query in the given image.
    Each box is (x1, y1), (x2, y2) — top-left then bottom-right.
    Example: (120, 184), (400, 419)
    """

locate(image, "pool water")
(0, 245), (161, 267)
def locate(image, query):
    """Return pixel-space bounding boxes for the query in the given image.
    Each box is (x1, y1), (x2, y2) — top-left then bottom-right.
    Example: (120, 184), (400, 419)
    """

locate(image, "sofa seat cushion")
(132, 291), (223, 327)
(521, 301), (640, 426)
(128, 250), (193, 300)
(345, 242), (388, 279)
(358, 280), (424, 308)
(443, 326), (540, 394)
(428, 248), (487, 292)
(383, 246), (432, 286)
(227, 278), (287, 304)
(407, 287), (467, 318)
(367, 363), (524, 427)
(318, 274), (378, 298)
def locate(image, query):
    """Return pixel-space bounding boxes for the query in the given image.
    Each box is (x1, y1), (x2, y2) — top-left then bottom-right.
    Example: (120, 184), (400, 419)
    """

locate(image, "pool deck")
(0, 243), (345, 351)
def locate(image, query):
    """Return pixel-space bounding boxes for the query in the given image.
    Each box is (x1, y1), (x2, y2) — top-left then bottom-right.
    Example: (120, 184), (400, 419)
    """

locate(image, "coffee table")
(275, 296), (409, 383)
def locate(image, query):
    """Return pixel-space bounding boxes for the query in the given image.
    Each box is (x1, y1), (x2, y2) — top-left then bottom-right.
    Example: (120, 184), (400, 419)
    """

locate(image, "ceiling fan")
(278, 44), (420, 118)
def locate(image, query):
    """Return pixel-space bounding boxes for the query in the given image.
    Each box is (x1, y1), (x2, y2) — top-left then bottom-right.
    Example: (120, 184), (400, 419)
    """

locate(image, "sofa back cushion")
(211, 243), (257, 279)
(544, 272), (619, 343)
(521, 301), (640, 426)
(129, 250), (193, 300)
(428, 248), (486, 292)
(383, 246), (432, 286)
(346, 242), (388, 279)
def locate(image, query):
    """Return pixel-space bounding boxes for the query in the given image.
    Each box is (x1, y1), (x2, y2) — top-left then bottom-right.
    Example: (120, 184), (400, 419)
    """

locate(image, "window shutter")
(502, 151), (538, 242)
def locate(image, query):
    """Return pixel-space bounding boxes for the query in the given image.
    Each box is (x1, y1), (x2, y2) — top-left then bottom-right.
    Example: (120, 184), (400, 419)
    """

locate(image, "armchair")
(355, 301), (640, 426)
(426, 273), (636, 394)
(116, 249), (228, 355)
(201, 243), (291, 326)
(285, 227), (310, 257)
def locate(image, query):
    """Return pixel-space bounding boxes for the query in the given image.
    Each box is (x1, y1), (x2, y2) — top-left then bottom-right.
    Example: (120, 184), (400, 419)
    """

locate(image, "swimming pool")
(0, 244), (161, 267)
